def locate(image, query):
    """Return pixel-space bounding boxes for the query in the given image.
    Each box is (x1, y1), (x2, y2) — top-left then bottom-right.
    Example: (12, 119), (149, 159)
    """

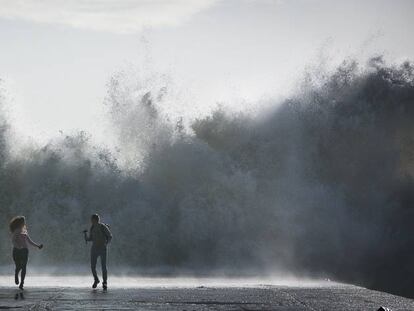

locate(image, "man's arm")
(84, 229), (92, 242)
(103, 225), (112, 244)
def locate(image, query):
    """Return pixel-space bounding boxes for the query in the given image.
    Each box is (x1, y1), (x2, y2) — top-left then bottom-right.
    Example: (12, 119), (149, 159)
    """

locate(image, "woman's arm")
(25, 234), (43, 249)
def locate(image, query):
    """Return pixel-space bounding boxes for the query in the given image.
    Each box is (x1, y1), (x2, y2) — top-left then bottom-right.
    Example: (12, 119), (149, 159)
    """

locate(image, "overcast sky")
(0, 0), (413, 144)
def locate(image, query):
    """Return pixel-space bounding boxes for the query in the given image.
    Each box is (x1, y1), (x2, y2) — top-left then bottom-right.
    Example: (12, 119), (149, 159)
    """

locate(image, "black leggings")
(13, 248), (28, 285)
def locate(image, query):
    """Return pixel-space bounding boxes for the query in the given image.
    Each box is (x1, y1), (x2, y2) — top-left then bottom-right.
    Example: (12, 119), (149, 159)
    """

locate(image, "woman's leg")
(19, 249), (28, 288)
(12, 248), (20, 285)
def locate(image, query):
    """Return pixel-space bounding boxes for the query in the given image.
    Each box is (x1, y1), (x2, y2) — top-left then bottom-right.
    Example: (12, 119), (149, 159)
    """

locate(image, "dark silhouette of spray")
(0, 57), (413, 297)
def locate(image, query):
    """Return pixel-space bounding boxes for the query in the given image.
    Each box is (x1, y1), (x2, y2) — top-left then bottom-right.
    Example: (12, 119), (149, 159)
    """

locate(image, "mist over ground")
(0, 57), (413, 297)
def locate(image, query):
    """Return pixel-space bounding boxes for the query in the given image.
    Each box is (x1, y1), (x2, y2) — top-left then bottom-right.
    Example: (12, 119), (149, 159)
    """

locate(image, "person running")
(84, 214), (112, 290)
(9, 216), (43, 290)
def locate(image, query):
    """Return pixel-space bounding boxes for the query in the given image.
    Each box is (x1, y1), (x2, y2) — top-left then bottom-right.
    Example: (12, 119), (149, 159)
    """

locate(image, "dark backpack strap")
(99, 223), (109, 242)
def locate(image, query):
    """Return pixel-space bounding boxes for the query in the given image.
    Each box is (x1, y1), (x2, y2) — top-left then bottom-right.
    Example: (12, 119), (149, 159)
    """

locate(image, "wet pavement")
(0, 283), (414, 310)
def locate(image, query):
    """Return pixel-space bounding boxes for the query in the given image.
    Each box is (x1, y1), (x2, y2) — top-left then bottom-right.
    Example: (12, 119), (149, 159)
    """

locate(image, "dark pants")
(13, 248), (28, 285)
(91, 246), (107, 283)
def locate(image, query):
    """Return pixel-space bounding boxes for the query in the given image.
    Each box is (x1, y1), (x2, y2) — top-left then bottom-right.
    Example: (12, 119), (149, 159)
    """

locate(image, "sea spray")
(0, 57), (413, 296)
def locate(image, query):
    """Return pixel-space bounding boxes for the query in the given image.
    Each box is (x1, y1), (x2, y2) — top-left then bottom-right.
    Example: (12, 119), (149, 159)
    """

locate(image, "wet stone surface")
(0, 284), (413, 310)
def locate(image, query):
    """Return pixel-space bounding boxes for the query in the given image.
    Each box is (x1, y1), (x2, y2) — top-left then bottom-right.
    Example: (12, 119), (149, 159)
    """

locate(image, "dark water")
(0, 57), (413, 297)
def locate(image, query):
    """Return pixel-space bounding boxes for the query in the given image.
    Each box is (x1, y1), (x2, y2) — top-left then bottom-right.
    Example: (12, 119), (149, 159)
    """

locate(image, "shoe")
(103, 282), (107, 291)
(15, 273), (19, 285)
(92, 279), (100, 289)
(19, 283), (24, 290)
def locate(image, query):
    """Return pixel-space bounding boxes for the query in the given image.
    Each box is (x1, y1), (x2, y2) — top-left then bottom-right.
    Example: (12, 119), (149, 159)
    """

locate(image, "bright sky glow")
(0, 0), (413, 144)
(0, 0), (218, 33)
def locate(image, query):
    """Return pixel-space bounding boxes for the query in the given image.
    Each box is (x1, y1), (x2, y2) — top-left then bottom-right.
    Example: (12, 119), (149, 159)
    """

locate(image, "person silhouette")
(84, 214), (112, 290)
(9, 216), (43, 290)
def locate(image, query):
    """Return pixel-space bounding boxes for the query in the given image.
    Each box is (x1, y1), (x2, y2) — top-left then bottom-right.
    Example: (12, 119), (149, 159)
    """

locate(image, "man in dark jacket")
(84, 214), (112, 290)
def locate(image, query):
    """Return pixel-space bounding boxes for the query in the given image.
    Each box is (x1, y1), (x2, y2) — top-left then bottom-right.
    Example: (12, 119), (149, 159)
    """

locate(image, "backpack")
(89, 223), (111, 243)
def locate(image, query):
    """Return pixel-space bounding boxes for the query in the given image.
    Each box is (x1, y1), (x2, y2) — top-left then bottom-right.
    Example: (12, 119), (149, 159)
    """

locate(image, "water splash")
(0, 57), (413, 297)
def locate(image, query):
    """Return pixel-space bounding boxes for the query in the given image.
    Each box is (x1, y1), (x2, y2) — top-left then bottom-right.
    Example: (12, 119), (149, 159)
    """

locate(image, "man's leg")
(90, 248), (100, 287)
(101, 248), (107, 286)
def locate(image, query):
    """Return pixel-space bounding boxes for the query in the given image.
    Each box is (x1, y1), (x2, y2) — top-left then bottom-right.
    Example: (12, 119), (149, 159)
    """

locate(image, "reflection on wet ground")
(0, 277), (413, 310)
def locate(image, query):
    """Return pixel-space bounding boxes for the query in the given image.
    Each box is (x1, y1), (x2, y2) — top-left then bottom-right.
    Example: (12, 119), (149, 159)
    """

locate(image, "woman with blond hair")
(9, 216), (43, 290)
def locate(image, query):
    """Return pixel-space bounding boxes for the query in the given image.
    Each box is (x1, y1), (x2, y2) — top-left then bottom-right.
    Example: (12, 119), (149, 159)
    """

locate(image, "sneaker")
(15, 273), (19, 285)
(103, 282), (107, 291)
(19, 283), (24, 290)
(92, 279), (100, 289)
